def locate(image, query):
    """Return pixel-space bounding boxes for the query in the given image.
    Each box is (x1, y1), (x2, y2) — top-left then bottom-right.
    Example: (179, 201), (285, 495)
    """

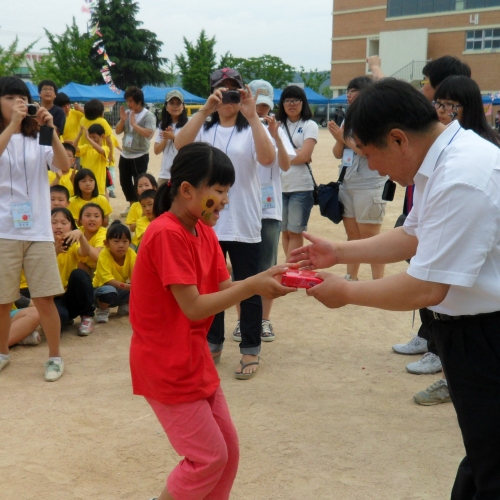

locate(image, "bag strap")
(283, 121), (318, 188)
(338, 165), (348, 183)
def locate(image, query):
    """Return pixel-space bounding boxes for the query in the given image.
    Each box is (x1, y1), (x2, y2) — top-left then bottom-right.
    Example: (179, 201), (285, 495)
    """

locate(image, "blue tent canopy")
(58, 82), (124, 101)
(142, 86), (205, 104)
(330, 94), (348, 105)
(272, 86), (329, 105)
(26, 81), (39, 100)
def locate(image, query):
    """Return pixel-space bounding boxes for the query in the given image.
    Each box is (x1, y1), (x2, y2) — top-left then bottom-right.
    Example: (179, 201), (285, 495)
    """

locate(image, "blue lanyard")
(213, 123), (235, 154)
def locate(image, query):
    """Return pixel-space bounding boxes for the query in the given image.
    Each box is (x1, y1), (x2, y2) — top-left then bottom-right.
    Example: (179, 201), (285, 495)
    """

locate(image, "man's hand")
(289, 232), (340, 270)
(306, 272), (349, 308)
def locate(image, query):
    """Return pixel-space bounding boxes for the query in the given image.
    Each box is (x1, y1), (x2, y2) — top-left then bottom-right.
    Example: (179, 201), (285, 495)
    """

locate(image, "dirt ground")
(0, 127), (464, 500)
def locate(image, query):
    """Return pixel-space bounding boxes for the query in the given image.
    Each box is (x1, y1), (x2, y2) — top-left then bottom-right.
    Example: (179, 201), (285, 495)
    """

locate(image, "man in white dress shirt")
(290, 79), (500, 499)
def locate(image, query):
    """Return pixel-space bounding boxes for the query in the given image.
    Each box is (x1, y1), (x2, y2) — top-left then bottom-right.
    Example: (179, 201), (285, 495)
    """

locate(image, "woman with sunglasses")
(275, 86), (318, 260)
(154, 90), (188, 187)
(175, 68), (275, 380)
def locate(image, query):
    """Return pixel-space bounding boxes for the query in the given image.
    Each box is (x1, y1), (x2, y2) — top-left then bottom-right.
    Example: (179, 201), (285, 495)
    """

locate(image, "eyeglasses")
(420, 79), (430, 88)
(346, 89), (359, 95)
(283, 99), (302, 105)
(432, 100), (462, 112)
(41, 87), (55, 92)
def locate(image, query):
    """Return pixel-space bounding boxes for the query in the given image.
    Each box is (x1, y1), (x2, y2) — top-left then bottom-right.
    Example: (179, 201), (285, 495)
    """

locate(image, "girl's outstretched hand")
(62, 229), (83, 246)
(288, 232), (339, 270)
(250, 265), (297, 299)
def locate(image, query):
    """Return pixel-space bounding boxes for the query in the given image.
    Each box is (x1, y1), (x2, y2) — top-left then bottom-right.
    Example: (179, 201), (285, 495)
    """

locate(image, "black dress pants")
(417, 307), (438, 355)
(118, 153), (149, 202)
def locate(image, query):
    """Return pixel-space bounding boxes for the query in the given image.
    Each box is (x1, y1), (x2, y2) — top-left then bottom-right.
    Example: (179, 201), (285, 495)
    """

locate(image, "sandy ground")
(0, 127), (464, 500)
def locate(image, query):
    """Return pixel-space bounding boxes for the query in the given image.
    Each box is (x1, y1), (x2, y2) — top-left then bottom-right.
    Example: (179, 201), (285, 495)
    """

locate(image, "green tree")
(164, 61), (180, 88)
(175, 30), (217, 98)
(299, 67), (330, 93)
(91, 0), (168, 90)
(0, 37), (37, 77)
(220, 53), (295, 89)
(31, 18), (101, 87)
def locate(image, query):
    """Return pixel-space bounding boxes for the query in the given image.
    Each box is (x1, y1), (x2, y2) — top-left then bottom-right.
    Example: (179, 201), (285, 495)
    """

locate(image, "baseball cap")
(165, 90), (184, 103)
(248, 80), (274, 109)
(210, 68), (244, 90)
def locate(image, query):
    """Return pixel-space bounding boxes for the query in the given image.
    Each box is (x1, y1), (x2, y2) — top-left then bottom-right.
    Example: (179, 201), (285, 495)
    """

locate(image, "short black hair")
(124, 86), (145, 106)
(344, 78), (438, 147)
(88, 123), (105, 136)
(74, 168), (99, 198)
(63, 142), (76, 156)
(50, 185), (70, 201)
(54, 92), (70, 107)
(84, 99), (104, 120)
(38, 79), (58, 94)
(422, 56), (471, 89)
(347, 76), (373, 92)
(276, 86), (313, 122)
(106, 220), (131, 242)
(139, 189), (157, 202)
(79, 202), (105, 222)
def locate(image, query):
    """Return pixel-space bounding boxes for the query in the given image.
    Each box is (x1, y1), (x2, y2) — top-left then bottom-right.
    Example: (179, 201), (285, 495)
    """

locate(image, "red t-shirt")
(129, 212), (230, 405)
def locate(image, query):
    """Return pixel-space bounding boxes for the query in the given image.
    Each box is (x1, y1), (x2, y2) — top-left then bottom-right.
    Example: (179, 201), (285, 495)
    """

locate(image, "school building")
(330, 0), (500, 94)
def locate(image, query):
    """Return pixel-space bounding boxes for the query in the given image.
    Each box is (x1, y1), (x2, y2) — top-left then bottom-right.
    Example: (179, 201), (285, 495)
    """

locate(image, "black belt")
(430, 310), (500, 322)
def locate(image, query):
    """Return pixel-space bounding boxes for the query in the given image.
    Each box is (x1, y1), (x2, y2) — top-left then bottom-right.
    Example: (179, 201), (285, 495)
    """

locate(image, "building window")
(388, 0), (500, 17)
(466, 28), (500, 50)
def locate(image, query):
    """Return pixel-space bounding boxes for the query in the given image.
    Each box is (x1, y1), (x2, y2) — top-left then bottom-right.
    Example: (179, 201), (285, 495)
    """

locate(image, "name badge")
(261, 184), (276, 210)
(12, 201), (33, 229)
(342, 148), (354, 167)
(124, 134), (133, 148)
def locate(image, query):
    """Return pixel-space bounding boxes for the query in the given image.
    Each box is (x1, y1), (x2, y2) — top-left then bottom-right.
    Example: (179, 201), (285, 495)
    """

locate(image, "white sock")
(0, 353), (10, 360)
(48, 357), (62, 364)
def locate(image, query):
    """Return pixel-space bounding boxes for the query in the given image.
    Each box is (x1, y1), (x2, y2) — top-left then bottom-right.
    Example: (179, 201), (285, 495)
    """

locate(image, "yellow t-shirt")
(59, 168), (76, 197)
(78, 117), (113, 146)
(133, 216), (151, 247)
(78, 144), (109, 195)
(57, 243), (82, 290)
(62, 109), (84, 143)
(109, 135), (120, 168)
(93, 247), (136, 288)
(69, 195), (113, 222)
(85, 226), (107, 269)
(20, 270), (28, 290)
(48, 170), (57, 185)
(125, 202), (143, 226)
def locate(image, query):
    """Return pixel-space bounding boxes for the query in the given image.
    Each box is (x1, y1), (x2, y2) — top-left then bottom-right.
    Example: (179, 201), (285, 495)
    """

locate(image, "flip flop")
(234, 356), (260, 380)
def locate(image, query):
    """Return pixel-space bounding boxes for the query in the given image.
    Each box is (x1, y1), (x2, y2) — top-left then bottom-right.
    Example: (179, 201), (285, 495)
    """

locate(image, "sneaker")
(108, 190), (116, 198)
(120, 206), (130, 217)
(117, 303), (129, 315)
(95, 307), (110, 323)
(78, 317), (94, 336)
(232, 320), (241, 342)
(344, 274), (358, 282)
(44, 360), (64, 382)
(0, 355), (11, 373)
(414, 379), (451, 406)
(392, 335), (428, 355)
(18, 330), (41, 345)
(406, 352), (442, 374)
(261, 320), (276, 342)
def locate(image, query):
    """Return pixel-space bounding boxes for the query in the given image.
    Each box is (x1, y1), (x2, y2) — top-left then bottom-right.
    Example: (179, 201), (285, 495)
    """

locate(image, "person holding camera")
(0, 77), (70, 381)
(175, 68), (275, 379)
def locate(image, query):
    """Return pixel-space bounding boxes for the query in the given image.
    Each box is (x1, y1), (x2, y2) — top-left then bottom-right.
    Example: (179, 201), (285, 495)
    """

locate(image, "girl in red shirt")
(129, 142), (295, 500)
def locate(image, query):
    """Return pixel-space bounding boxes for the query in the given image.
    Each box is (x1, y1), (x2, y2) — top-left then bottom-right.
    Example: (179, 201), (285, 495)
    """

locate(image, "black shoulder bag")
(316, 164), (347, 224)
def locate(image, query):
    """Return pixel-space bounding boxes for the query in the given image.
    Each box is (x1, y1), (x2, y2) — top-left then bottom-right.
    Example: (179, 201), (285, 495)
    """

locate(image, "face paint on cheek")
(201, 196), (216, 219)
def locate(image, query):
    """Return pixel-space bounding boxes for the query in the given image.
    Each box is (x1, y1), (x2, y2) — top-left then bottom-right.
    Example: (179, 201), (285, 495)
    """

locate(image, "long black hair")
(74, 168), (99, 198)
(276, 86), (313, 122)
(153, 142), (235, 217)
(203, 110), (249, 132)
(51, 207), (77, 230)
(434, 76), (500, 147)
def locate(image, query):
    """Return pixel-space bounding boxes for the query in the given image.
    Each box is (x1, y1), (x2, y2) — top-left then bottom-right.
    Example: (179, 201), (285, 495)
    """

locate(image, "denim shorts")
(281, 191), (314, 233)
(258, 219), (281, 272)
(94, 285), (130, 308)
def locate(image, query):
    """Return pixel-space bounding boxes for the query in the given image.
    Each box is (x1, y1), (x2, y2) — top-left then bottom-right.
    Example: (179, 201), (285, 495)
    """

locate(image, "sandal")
(235, 356), (260, 380)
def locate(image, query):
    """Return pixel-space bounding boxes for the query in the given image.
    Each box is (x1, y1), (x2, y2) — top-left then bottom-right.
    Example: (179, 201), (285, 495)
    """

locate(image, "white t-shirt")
(196, 123), (273, 243)
(280, 119), (318, 193)
(404, 120), (500, 315)
(155, 124), (182, 180)
(259, 127), (296, 221)
(0, 134), (54, 241)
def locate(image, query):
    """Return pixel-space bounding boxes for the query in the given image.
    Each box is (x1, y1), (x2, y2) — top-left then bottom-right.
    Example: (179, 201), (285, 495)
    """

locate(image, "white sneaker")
(344, 274), (358, 282)
(413, 379), (451, 406)
(120, 206), (130, 217)
(78, 317), (94, 336)
(117, 303), (129, 315)
(0, 355), (11, 373)
(44, 359), (64, 382)
(95, 307), (110, 323)
(18, 330), (41, 346)
(406, 352), (442, 374)
(392, 335), (428, 355)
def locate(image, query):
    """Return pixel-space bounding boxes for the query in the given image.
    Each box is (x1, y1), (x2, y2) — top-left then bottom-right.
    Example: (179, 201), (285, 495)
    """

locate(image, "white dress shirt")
(404, 120), (500, 315)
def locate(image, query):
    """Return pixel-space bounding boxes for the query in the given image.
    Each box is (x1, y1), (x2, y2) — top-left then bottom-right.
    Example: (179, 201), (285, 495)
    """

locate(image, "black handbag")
(317, 165), (348, 224)
(283, 122), (319, 205)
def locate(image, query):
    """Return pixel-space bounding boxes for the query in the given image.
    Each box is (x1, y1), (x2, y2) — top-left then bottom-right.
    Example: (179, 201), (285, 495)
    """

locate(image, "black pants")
(207, 241), (262, 355)
(54, 269), (94, 325)
(118, 153), (149, 202)
(417, 307), (438, 355)
(431, 311), (500, 499)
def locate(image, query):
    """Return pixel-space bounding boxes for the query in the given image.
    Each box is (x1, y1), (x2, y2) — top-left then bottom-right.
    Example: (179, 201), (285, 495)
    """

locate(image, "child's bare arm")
(87, 134), (106, 156)
(104, 279), (131, 291)
(106, 135), (114, 163)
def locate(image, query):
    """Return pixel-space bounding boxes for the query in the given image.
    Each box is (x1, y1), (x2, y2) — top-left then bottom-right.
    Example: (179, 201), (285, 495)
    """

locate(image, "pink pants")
(146, 386), (239, 500)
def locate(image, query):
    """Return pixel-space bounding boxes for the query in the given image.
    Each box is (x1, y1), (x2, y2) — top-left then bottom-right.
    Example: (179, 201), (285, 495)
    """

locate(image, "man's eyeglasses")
(283, 99), (302, 105)
(420, 79), (430, 88)
(432, 100), (462, 112)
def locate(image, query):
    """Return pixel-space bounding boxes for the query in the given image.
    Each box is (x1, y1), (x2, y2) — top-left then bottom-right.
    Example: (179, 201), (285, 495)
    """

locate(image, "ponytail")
(153, 181), (173, 217)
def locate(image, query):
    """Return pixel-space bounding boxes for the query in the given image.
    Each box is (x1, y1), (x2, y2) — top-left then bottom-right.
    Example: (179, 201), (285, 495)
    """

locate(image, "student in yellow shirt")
(132, 189), (156, 248)
(50, 185), (70, 210)
(74, 124), (109, 195)
(68, 169), (112, 226)
(51, 207), (95, 336)
(54, 93), (84, 145)
(93, 221), (136, 323)
(107, 134), (122, 199)
(78, 203), (107, 270)
(125, 173), (158, 232)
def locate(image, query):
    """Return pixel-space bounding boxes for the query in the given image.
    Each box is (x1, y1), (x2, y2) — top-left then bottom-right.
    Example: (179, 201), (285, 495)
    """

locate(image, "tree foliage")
(163, 61), (180, 88)
(91, 0), (168, 90)
(299, 66), (330, 93)
(0, 37), (37, 77)
(220, 53), (295, 89)
(175, 30), (217, 98)
(31, 18), (101, 87)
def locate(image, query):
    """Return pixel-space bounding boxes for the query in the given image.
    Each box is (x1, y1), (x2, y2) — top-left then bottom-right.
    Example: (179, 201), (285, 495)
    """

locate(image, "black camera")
(62, 236), (73, 250)
(221, 90), (241, 104)
(25, 103), (38, 116)
(382, 179), (396, 202)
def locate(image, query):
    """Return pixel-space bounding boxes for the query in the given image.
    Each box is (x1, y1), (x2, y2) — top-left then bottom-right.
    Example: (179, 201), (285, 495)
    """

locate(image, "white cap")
(248, 79), (274, 110)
